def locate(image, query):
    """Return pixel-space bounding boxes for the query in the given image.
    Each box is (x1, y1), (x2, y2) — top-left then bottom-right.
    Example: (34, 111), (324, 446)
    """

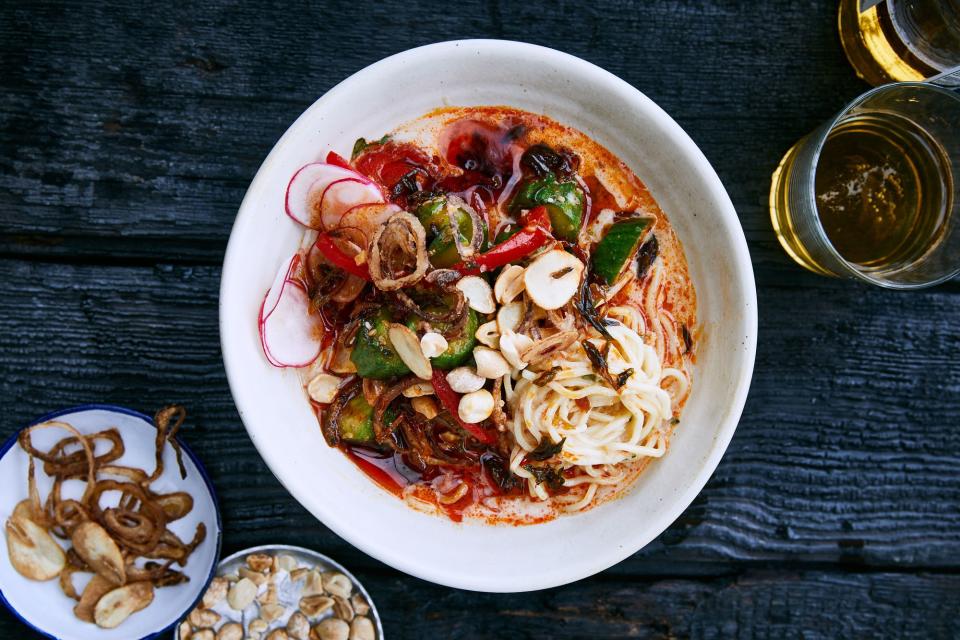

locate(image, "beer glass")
(839, 0), (960, 85)
(769, 68), (960, 289)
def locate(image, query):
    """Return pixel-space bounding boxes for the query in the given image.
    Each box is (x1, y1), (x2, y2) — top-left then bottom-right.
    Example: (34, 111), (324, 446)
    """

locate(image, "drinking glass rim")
(804, 80), (960, 289)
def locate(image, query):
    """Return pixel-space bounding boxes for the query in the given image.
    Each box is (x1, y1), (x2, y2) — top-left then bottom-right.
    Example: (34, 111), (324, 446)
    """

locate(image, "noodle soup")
(257, 107), (696, 524)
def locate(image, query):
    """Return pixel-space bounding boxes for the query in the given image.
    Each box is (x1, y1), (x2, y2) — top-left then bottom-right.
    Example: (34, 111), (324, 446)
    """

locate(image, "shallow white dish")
(0, 405), (222, 639)
(220, 39), (757, 592)
(175, 544), (383, 639)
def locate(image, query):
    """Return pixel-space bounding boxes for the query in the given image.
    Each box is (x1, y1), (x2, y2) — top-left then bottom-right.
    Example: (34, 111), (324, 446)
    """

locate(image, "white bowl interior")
(220, 40), (756, 592)
(0, 407), (221, 639)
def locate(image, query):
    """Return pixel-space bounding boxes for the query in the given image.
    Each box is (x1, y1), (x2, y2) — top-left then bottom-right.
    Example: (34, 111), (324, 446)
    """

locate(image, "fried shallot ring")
(368, 211), (428, 291)
(85, 480), (166, 554)
(99, 464), (149, 485)
(372, 376), (421, 445)
(26, 456), (53, 529)
(41, 428), (124, 478)
(20, 421), (96, 504)
(103, 509), (158, 547)
(54, 499), (90, 535)
(126, 560), (188, 587)
(58, 562), (82, 601)
(148, 405), (186, 483)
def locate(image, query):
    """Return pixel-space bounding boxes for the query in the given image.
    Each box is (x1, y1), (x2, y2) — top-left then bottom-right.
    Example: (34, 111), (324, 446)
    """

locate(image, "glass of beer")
(770, 71), (960, 289)
(839, 0), (960, 86)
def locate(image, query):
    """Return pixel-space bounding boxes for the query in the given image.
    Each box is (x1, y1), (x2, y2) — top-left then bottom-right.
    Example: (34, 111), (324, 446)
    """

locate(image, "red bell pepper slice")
(521, 205), (552, 232)
(454, 227), (553, 275)
(325, 151), (352, 170)
(454, 206), (553, 274)
(313, 234), (371, 280)
(431, 370), (497, 445)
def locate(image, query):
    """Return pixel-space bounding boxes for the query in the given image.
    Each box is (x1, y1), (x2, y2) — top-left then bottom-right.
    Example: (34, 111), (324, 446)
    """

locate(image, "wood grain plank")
(0, 258), (956, 576)
(1, 569), (957, 639)
(0, 0), (892, 285)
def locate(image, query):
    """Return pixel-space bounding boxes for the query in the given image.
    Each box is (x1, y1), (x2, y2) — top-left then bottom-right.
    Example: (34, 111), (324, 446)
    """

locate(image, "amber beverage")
(839, 0), (960, 85)
(770, 77), (960, 288)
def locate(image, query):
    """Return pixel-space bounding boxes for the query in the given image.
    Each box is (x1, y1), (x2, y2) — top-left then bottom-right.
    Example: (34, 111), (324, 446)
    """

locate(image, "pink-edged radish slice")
(261, 254), (298, 321)
(338, 202), (402, 239)
(285, 162), (382, 229)
(319, 178), (385, 230)
(259, 279), (324, 368)
(258, 254), (322, 368)
(258, 295), (284, 368)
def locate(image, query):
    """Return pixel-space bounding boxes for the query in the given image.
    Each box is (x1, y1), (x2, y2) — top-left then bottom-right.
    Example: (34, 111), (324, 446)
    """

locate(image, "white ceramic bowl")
(0, 405), (222, 639)
(220, 39), (757, 592)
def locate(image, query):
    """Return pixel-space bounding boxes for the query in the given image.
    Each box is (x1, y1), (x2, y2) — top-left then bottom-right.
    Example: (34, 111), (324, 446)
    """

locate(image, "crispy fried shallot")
(6, 406), (203, 629)
(368, 211), (429, 291)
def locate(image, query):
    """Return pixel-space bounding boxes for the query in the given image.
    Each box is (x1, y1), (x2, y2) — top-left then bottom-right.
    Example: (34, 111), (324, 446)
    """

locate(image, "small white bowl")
(175, 544), (383, 639)
(220, 39), (757, 592)
(0, 405), (222, 639)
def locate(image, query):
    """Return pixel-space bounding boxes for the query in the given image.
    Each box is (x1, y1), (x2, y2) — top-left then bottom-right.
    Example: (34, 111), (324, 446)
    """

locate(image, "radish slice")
(285, 162), (383, 229)
(258, 296), (284, 367)
(259, 280), (324, 367)
(262, 255), (297, 321)
(258, 254), (323, 368)
(319, 178), (385, 230)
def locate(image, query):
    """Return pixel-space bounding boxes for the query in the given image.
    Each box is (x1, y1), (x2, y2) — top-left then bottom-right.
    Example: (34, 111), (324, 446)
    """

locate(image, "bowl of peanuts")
(176, 545), (382, 640)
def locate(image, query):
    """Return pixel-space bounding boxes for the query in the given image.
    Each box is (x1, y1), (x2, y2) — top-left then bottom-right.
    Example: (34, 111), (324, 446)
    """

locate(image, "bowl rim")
(0, 404), (224, 640)
(220, 38), (758, 592)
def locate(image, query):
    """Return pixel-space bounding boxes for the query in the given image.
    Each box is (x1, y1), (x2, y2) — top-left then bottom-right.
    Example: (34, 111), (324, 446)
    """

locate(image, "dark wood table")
(2, 1), (958, 638)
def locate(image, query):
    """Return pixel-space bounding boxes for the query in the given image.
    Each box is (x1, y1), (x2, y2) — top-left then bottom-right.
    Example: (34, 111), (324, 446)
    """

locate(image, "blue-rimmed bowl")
(0, 404), (222, 640)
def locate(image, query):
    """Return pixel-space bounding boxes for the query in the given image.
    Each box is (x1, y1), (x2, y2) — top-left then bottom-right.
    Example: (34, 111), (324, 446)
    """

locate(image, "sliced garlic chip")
(475, 320), (500, 348)
(387, 323), (432, 380)
(71, 521), (126, 585)
(524, 249), (584, 310)
(456, 276), (496, 314)
(93, 582), (154, 629)
(499, 331), (535, 370)
(494, 264), (526, 304)
(307, 374), (342, 404)
(5, 515), (66, 581)
(496, 301), (523, 334)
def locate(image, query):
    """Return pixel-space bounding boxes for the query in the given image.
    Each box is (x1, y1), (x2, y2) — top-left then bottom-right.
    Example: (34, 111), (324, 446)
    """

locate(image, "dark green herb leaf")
(528, 437), (566, 461)
(519, 143), (579, 179)
(635, 235), (659, 280)
(575, 268), (612, 339)
(351, 134), (391, 160)
(391, 169), (421, 198)
(681, 325), (692, 354)
(351, 137), (369, 159)
(581, 340), (620, 389)
(533, 366), (562, 386)
(581, 340), (607, 372)
(482, 454), (519, 492)
(522, 463), (565, 490)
